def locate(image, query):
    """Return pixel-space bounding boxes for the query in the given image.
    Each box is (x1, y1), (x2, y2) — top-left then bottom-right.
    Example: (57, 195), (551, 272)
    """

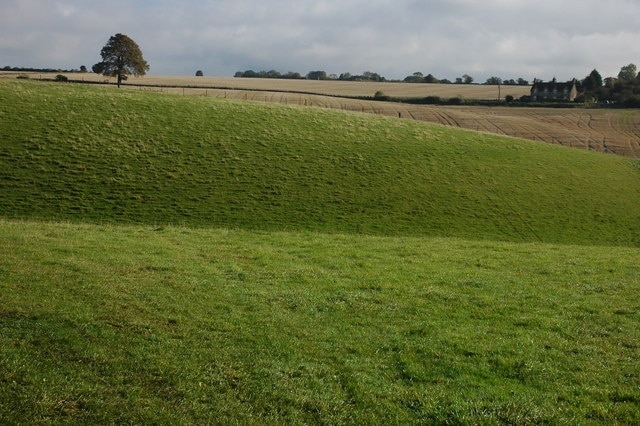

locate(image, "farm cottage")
(530, 78), (578, 101)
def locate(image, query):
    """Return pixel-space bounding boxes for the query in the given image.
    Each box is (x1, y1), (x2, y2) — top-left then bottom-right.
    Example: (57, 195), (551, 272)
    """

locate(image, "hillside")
(5, 73), (639, 157)
(1, 80), (640, 424)
(1, 79), (639, 246)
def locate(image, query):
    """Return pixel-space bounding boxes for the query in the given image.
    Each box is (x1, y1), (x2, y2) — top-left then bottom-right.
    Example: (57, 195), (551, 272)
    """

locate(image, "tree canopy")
(617, 64), (637, 82)
(93, 33), (149, 88)
(579, 64), (640, 106)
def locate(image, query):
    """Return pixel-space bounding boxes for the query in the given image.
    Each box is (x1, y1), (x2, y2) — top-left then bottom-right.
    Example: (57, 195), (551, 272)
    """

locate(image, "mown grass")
(1, 219), (639, 424)
(1, 79), (639, 246)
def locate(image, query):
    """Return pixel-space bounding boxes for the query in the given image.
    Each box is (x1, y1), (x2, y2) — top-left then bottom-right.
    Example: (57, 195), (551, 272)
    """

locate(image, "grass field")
(2, 79), (639, 246)
(1, 79), (640, 423)
(2, 220), (639, 424)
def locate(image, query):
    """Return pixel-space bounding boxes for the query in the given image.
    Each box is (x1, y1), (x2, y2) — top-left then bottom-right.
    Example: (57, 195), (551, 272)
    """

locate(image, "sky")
(1, 0), (639, 82)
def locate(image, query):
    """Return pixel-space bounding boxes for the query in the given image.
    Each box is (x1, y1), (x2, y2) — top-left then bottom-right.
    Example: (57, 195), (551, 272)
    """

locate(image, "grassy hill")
(1, 80), (639, 423)
(1, 79), (639, 246)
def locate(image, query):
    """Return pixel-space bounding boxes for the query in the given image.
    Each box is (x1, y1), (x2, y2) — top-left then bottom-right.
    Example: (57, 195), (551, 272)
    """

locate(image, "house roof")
(531, 78), (577, 90)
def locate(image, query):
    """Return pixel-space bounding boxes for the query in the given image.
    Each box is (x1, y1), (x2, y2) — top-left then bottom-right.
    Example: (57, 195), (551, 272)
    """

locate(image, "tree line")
(2, 65), (89, 73)
(233, 69), (530, 85)
(234, 70), (386, 82)
(577, 64), (640, 107)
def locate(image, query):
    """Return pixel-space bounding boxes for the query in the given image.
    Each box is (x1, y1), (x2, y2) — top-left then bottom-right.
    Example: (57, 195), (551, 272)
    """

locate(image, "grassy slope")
(1, 220), (639, 424)
(1, 79), (639, 246)
(1, 80), (640, 423)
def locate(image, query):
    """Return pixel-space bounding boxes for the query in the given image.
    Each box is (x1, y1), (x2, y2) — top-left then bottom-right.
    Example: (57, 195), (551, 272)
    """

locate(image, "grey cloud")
(1, 0), (639, 81)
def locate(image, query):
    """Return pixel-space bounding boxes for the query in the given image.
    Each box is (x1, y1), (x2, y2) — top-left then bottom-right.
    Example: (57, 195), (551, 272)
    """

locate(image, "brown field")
(2, 71), (530, 99)
(4, 72), (639, 157)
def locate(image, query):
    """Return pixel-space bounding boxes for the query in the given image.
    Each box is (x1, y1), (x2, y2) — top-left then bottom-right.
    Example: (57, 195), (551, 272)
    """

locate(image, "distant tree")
(338, 72), (352, 81)
(55, 74), (68, 82)
(306, 70), (327, 80)
(93, 33), (149, 88)
(462, 74), (474, 84)
(79, 65), (88, 73)
(485, 76), (502, 85)
(517, 78), (529, 85)
(195, 70), (204, 76)
(362, 71), (384, 82)
(581, 69), (602, 92)
(617, 63), (637, 82)
(404, 72), (424, 83)
(604, 77), (617, 88)
(235, 70), (257, 78)
(373, 90), (389, 100)
(424, 73), (438, 83)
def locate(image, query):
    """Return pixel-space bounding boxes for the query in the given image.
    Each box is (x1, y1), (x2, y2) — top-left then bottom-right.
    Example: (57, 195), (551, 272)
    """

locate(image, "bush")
(447, 96), (464, 105)
(16, 74), (29, 80)
(195, 70), (204, 77)
(423, 96), (442, 104)
(621, 96), (640, 108)
(373, 90), (389, 100)
(55, 74), (68, 82)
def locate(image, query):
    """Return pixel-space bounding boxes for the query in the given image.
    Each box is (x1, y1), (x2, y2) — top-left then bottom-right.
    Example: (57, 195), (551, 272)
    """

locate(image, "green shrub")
(373, 90), (389, 100)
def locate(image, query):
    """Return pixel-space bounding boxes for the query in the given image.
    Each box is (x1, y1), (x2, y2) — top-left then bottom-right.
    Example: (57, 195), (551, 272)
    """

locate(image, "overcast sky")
(1, 0), (639, 82)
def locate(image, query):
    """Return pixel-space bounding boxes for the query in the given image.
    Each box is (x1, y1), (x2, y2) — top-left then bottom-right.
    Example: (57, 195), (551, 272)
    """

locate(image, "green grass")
(1, 219), (639, 424)
(1, 79), (640, 423)
(1, 79), (639, 246)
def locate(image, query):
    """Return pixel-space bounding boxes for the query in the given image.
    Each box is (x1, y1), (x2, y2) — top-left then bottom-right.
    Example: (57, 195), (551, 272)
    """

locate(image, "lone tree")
(93, 33), (149, 88)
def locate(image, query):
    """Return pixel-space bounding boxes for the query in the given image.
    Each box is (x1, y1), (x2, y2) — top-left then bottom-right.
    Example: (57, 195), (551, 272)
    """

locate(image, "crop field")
(6, 72), (637, 157)
(1, 79), (639, 423)
(2, 71), (530, 99)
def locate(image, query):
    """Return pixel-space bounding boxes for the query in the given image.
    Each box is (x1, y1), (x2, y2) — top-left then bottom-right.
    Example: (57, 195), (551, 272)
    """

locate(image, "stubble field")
(7, 72), (529, 99)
